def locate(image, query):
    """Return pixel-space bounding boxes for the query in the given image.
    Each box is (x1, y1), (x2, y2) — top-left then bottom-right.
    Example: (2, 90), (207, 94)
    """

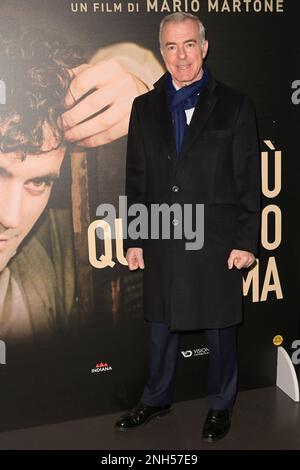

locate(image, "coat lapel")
(152, 73), (177, 159)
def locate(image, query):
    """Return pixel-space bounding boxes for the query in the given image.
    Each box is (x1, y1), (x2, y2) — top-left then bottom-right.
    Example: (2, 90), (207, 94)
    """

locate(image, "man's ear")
(202, 40), (209, 59)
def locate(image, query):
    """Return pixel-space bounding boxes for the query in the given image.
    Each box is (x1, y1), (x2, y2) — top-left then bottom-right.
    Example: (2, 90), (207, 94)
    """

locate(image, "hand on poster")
(62, 59), (148, 147)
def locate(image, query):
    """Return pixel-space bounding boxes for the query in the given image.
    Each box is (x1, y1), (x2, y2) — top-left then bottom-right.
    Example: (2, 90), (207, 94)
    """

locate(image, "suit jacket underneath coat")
(125, 70), (261, 331)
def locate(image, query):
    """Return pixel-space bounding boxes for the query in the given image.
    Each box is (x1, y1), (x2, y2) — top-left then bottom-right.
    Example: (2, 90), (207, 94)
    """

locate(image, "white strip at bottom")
(276, 346), (299, 402)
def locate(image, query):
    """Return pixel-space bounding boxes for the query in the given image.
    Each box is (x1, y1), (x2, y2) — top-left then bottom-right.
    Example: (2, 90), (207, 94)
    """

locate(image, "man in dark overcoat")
(115, 12), (261, 442)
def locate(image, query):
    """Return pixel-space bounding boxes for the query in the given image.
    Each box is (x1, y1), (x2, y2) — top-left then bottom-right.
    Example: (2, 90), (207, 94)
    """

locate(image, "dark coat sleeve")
(231, 95), (261, 256)
(124, 98), (146, 250)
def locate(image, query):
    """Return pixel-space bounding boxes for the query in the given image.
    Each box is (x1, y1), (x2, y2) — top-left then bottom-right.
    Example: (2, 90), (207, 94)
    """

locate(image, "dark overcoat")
(125, 71), (261, 331)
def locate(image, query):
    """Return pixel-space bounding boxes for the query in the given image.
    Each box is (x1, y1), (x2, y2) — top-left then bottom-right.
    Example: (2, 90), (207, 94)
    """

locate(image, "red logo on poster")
(96, 362), (108, 368)
(91, 361), (112, 374)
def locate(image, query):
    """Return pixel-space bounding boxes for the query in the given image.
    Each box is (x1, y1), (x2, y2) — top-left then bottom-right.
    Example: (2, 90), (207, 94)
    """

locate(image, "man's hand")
(227, 249), (255, 270)
(61, 59), (148, 147)
(126, 248), (145, 271)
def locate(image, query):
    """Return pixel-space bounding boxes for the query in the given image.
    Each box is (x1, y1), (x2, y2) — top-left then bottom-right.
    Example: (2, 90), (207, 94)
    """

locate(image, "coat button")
(172, 219), (179, 226)
(171, 185), (179, 192)
(167, 155), (172, 160)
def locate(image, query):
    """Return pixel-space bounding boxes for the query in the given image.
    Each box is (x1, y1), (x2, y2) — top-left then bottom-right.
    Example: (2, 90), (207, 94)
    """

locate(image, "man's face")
(160, 19), (208, 88)
(0, 146), (65, 272)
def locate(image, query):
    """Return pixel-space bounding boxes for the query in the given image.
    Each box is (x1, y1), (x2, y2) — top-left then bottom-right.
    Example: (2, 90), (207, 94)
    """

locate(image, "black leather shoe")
(115, 402), (172, 431)
(202, 409), (232, 442)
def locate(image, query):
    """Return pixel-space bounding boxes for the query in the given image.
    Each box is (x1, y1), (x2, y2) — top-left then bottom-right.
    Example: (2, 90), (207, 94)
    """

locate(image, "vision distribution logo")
(91, 361), (112, 373)
(181, 347), (210, 358)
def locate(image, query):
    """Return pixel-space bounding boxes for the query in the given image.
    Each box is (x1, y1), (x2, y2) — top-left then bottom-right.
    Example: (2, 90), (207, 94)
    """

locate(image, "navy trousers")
(141, 321), (238, 410)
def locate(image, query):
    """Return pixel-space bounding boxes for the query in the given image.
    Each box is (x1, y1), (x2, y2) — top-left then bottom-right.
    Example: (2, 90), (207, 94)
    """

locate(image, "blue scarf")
(165, 67), (210, 155)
